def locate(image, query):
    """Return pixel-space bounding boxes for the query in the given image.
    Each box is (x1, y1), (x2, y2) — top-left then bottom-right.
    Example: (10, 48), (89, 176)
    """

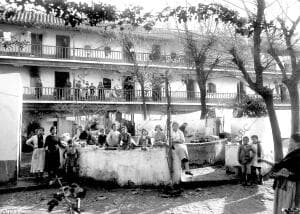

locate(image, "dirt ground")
(0, 180), (274, 214)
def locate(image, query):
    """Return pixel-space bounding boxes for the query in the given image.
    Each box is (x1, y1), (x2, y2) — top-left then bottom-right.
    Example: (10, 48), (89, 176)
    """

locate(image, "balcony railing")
(0, 44), (262, 70)
(23, 87), (290, 104)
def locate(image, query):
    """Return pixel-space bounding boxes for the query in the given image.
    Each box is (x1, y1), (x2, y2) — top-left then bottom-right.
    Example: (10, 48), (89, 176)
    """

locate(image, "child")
(97, 128), (107, 147)
(251, 135), (263, 185)
(120, 126), (132, 150)
(238, 136), (256, 186)
(64, 139), (79, 183)
(138, 129), (152, 150)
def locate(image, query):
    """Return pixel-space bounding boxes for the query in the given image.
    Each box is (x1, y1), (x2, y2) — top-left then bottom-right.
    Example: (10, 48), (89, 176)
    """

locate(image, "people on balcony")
(97, 82), (105, 100)
(83, 82), (89, 100)
(65, 78), (72, 100)
(89, 82), (96, 97)
(106, 123), (121, 147)
(75, 80), (81, 100)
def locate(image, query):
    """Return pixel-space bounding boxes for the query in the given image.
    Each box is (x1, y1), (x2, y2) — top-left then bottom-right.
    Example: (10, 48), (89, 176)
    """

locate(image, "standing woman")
(45, 126), (62, 180)
(26, 127), (46, 181)
(273, 133), (300, 213)
(171, 122), (193, 176)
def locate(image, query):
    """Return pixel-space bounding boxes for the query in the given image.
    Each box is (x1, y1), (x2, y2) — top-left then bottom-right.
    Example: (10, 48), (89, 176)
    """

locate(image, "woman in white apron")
(26, 127), (46, 180)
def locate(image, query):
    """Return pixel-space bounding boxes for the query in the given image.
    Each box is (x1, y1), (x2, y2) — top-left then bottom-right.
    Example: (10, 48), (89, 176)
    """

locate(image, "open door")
(56, 35), (70, 59)
(55, 72), (70, 99)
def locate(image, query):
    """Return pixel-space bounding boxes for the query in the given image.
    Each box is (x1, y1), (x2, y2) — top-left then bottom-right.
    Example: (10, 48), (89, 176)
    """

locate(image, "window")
(149, 44), (161, 61)
(104, 46), (111, 56)
(170, 52), (177, 60)
(103, 78), (112, 89)
(31, 33), (43, 55)
(207, 83), (216, 93)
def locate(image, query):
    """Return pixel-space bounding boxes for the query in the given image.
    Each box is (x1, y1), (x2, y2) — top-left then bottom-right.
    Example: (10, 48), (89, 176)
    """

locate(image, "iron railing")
(23, 87), (289, 104)
(0, 44), (266, 70)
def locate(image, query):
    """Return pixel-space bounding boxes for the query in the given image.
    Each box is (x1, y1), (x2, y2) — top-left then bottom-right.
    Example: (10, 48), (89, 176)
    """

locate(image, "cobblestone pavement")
(0, 180), (274, 214)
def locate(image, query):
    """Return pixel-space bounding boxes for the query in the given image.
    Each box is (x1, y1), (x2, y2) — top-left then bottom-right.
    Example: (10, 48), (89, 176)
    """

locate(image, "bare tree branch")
(230, 47), (256, 91)
(277, 17), (300, 73)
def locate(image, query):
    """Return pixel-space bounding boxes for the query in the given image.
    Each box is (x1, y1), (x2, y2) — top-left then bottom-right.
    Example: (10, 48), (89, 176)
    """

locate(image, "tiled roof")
(0, 11), (66, 28)
(0, 10), (187, 41)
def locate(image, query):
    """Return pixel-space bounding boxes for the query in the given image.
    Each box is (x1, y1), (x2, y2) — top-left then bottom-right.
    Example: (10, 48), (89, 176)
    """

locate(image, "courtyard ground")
(0, 180), (274, 214)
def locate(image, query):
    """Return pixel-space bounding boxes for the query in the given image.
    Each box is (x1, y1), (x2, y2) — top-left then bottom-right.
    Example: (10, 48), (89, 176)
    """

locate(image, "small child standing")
(64, 139), (79, 183)
(238, 136), (256, 186)
(251, 135), (263, 185)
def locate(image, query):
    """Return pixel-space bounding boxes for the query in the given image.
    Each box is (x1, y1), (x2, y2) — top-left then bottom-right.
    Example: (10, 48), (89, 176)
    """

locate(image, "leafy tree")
(120, 30), (165, 120)
(264, 1), (300, 134)
(159, 6), (223, 119)
(158, 2), (283, 161)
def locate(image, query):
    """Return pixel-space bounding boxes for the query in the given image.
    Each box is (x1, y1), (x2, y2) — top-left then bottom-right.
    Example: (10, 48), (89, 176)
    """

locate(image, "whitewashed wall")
(0, 73), (22, 182)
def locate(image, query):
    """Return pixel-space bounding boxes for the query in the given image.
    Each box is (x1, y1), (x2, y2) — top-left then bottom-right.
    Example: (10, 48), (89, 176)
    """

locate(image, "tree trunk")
(195, 66), (208, 120)
(286, 82), (300, 134)
(200, 86), (207, 119)
(140, 83), (147, 120)
(165, 75), (173, 183)
(263, 93), (283, 162)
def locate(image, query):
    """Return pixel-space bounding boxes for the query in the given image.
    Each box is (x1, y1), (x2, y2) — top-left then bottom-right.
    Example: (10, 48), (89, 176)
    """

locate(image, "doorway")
(31, 33), (43, 56)
(186, 79), (195, 99)
(124, 76), (135, 101)
(237, 81), (246, 102)
(55, 72), (70, 99)
(56, 35), (70, 58)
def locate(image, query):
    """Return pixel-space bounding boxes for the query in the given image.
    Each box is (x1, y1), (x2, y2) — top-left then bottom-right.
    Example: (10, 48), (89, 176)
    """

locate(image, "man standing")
(106, 124), (121, 147)
(75, 81), (81, 100)
(171, 122), (193, 176)
(65, 78), (72, 100)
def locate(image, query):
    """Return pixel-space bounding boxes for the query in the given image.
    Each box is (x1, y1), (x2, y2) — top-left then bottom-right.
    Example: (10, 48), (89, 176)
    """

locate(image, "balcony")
(0, 44), (259, 70)
(23, 87), (289, 105)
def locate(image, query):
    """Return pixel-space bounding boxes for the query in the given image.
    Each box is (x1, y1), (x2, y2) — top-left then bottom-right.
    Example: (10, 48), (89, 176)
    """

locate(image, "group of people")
(237, 135), (263, 186)
(90, 121), (193, 176)
(25, 121), (194, 182)
(74, 81), (105, 100)
(26, 126), (79, 183)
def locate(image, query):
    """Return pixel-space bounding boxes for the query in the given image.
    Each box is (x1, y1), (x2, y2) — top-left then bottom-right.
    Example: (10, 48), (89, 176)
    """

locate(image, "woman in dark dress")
(45, 126), (62, 179)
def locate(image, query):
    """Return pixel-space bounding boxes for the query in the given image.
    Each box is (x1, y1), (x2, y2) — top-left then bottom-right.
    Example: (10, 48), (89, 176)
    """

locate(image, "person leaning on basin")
(106, 123), (121, 147)
(171, 121), (193, 176)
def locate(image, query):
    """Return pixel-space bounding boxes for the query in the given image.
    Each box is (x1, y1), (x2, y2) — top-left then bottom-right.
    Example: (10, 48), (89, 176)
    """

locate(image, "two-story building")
(0, 11), (289, 136)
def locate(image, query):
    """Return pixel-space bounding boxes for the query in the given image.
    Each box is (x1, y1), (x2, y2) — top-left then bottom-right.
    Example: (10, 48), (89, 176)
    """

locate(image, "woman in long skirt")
(26, 127), (45, 180)
(273, 133), (300, 213)
(45, 126), (64, 180)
